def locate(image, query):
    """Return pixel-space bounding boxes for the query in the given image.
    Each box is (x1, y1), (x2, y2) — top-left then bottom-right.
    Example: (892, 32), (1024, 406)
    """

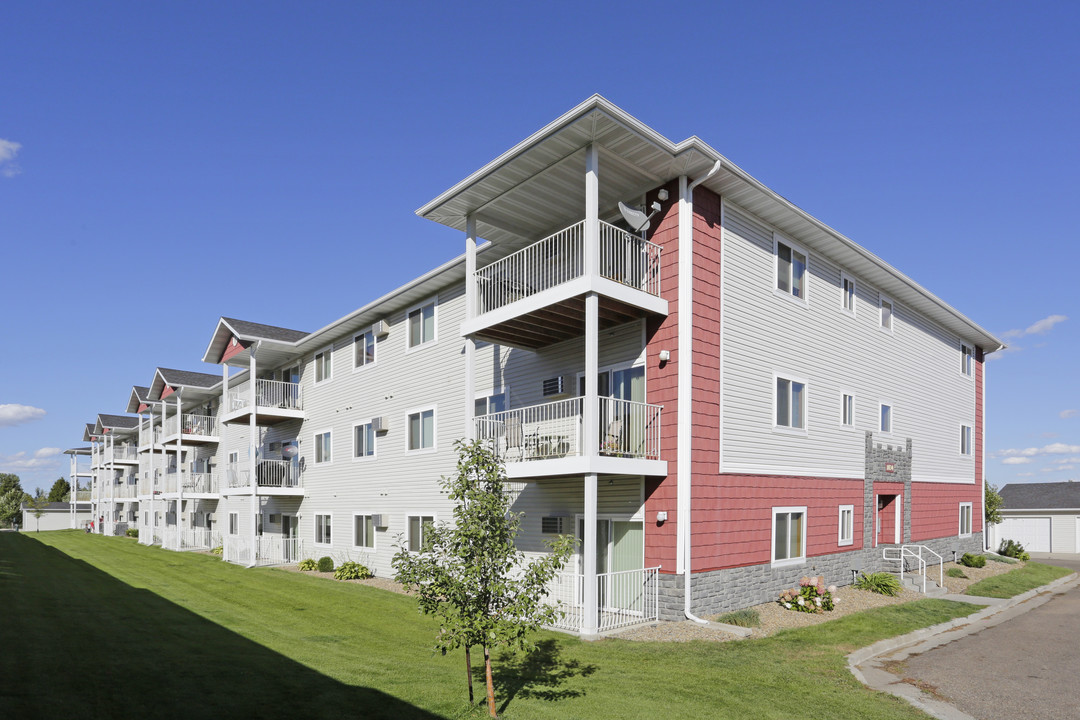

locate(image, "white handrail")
(883, 544), (944, 594)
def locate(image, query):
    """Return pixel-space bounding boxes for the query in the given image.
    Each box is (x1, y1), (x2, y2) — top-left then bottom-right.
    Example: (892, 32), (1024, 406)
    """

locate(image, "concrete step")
(896, 573), (948, 597)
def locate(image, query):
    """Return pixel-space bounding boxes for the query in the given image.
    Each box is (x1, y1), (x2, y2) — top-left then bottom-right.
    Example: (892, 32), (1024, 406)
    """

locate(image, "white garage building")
(20, 502), (91, 532)
(990, 482), (1080, 554)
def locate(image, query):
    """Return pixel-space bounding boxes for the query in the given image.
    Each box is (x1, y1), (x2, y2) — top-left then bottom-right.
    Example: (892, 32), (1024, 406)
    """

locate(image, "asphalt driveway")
(899, 554), (1080, 720)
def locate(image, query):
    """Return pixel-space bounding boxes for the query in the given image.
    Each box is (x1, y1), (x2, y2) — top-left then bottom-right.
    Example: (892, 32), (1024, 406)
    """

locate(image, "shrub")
(210, 546), (223, 555)
(853, 571), (902, 597)
(334, 561), (374, 581)
(778, 575), (836, 613)
(987, 554), (1018, 564)
(714, 609), (760, 628)
(947, 568), (967, 578)
(317, 556), (335, 573)
(960, 553), (986, 568)
(125, 528), (139, 538)
(998, 539), (1030, 562)
(298, 558), (319, 571)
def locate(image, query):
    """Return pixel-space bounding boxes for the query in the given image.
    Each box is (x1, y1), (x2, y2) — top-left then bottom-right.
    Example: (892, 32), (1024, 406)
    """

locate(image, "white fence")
(228, 379), (303, 413)
(104, 445), (139, 463)
(227, 460), (302, 489)
(222, 535), (303, 566)
(180, 528), (220, 550)
(184, 472), (219, 494)
(544, 567), (661, 633)
(164, 413), (219, 438)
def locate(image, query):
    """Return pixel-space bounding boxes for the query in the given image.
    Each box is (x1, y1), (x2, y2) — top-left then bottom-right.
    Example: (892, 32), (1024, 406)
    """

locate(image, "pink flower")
(828, 585), (837, 594)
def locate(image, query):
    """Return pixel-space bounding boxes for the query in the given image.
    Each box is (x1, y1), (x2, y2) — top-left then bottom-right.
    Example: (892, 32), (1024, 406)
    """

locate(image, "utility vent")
(269, 441), (282, 452)
(372, 319), (390, 338)
(206, 513), (214, 523)
(371, 416), (388, 433)
(541, 516), (566, 534)
(268, 513), (282, 524)
(371, 514), (386, 529)
(542, 376), (569, 398)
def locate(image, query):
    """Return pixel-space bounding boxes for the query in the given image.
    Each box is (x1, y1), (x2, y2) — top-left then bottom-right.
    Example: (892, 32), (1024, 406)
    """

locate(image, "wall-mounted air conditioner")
(371, 514), (386, 529)
(542, 376), (570, 398)
(269, 513), (282, 524)
(372, 319), (390, 338)
(371, 417), (388, 433)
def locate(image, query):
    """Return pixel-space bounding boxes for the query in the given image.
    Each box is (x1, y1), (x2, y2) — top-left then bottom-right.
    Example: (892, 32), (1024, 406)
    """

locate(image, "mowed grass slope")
(1, 531), (981, 719)
(965, 561), (1071, 598)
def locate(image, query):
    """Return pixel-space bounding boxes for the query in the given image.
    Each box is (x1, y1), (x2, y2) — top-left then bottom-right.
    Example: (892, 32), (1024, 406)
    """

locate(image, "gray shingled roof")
(97, 414), (140, 430)
(22, 502), (76, 511)
(1000, 482), (1080, 510)
(132, 386), (151, 401)
(158, 368), (221, 388)
(222, 317), (309, 343)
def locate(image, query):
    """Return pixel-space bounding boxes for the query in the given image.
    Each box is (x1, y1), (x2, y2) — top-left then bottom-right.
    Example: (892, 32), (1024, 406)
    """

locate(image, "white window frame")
(314, 345), (333, 385)
(959, 502), (973, 538)
(314, 512), (332, 546)
(353, 330), (376, 371)
(879, 294), (894, 334)
(840, 272), (856, 316)
(406, 406), (437, 453)
(352, 420), (376, 461)
(352, 512), (375, 550)
(228, 511), (238, 536)
(961, 343), (973, 377)
(773, 373), (809, 435)
(841, 392), (855, 428)
(314, 429), (333, 465)
(771, 506), (807, 567)
(879, 403), (894, 435)
(406, 513), (436, 553)
(960, 424), (973, 457)
(838, 505), (854, 546)
(405, 297), (438, 352)
(773, 233), (810, 306)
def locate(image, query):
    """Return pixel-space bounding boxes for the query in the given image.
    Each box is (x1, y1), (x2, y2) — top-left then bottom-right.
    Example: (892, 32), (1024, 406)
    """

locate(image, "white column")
(107, 432), (114, 536)
(69, 454), (76, 529)
(584, 143), (599, 278)
(464, 214), (477, 441)
(582, 472), (598, 636)
(175, 393), (184, 551)
(249, 344), (259, 566)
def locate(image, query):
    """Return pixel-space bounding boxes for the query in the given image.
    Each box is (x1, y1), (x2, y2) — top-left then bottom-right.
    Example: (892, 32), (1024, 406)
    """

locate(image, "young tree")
(393, 440), (574, 718)
(985, 482), (1004, 527)
(47, 477), (71, 503)
(27, 493), (51, 532)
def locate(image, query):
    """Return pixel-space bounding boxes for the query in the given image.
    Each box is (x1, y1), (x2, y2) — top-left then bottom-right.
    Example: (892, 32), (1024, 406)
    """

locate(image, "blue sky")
(1, 1), (1077, 496)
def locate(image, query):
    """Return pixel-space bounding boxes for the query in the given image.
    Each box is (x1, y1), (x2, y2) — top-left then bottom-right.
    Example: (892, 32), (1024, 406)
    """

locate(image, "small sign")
(885, 462), (896, 474)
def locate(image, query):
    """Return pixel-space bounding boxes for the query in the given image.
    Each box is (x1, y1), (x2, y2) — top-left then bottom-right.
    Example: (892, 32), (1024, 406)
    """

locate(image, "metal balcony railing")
(226, 460), (303, 489)
(228, 379), (303, 413)
(163, 413), (219, 438)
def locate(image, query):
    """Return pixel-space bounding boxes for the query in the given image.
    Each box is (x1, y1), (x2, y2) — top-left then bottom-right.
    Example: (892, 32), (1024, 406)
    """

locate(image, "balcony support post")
(248, 343), (259, 568)
(106, 431), (114, 536)
(464, 213), (477, 441)
(175, 391), (184, 551)
(584, 143), (599, 279)
(582, 472), (598, 636)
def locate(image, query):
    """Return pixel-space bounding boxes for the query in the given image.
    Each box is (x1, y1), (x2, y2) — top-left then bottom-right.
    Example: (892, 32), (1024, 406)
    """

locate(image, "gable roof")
(95, 414), (140, 434)
(1000, 482), (1080, 510)
(126, 386), (152, 414)
(201, 317), (311, 367)
(83, 423), (98, 441)
(149, 367), (221, 401)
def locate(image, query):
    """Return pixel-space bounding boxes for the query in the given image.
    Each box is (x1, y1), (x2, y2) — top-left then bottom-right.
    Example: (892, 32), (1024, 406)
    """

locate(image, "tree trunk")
(465, 646), (474, 705)
(484, 644), (497, 717)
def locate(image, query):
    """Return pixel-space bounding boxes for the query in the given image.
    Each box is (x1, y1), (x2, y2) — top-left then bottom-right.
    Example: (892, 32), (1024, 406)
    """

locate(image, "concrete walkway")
(849, 569), (1080, 720)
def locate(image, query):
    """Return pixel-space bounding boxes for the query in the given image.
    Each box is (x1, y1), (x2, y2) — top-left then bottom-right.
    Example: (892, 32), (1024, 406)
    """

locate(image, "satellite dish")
(618, 200), (663, 233)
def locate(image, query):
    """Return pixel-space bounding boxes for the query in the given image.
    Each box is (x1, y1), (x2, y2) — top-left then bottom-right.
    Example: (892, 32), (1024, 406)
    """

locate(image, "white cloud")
(1052, 457), (1080, 464)
(1061, 409), (1078, 420)
(0, 450), (60, 471)
(33, 447), (61, 459)
(1017, 472), (1035, 477)
(998, 443), (1080, 458)
(1002, 314), (1068, 339)
(1059, 465), (1076, 471)
(1002, 457), (1033, 465)
(0, 138), (21, 178)
(0, 404), (46, 427)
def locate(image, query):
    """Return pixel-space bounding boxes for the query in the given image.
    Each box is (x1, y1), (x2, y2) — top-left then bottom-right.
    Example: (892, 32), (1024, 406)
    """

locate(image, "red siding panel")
(910, 482), (982, 541)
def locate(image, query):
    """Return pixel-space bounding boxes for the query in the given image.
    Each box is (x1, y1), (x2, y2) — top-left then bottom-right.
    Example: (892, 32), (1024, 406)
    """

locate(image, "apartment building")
(78, 96), (1003, 636)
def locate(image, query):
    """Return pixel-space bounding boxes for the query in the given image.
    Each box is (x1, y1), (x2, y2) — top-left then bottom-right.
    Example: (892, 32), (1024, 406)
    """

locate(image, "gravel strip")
(274, 564), (408, 594)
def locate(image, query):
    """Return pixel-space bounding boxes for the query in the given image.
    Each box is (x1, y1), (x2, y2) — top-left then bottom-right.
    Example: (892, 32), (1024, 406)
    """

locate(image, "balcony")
(162, 413), (220, 445)
(463, 220), (667, 349)
(221, 460), (304, 497)
(474, 396), (666, 479)
(73, 490), (92, 503)
(103, 445), (139, 465)
(138, 423), (162, 453)
(544, 566), (661, 635)
(180, 528), (221, 551)
(183, 472), (220, 497)
(223, 535), (305, 566)
(222, 379), (304, 426)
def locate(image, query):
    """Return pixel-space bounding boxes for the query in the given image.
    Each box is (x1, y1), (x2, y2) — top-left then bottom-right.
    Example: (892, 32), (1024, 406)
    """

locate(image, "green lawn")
(1, 531), (983, 719)
(965, 561), (1071, 599)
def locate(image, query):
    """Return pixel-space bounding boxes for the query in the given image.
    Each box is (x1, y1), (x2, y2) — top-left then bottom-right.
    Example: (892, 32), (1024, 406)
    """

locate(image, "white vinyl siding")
(772, 507), (806, 566)
(959, 503), (972, 537)
(838, 505), (854, 546)
(720, 203), (979, 482)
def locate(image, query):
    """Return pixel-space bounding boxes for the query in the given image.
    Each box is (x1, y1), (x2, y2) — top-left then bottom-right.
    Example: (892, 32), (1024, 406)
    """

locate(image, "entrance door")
(876, 495), (900, 546)
(577, 517), (643, 611)
(282, 514), (297, 562)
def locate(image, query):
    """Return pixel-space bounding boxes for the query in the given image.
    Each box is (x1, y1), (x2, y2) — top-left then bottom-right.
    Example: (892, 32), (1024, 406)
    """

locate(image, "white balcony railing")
(139, 422), (162, 449)
(104, 445), (138, 463)
(180, 528), (220, 550)
(73, 490), (92, 502)
(226, 460), (303, 489)
(222, 535), (303, 566)
(475, 396), (661, 462)
(228, 379), (303, 414)
(184, 472), (220, 494)
(163, 413), (219, 438)
(545, 567), (661, 633)
(474, 219), (661, 316)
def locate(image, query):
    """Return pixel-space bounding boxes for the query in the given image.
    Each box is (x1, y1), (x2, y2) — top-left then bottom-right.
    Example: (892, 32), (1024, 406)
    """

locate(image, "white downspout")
(681, 160), (722, 625)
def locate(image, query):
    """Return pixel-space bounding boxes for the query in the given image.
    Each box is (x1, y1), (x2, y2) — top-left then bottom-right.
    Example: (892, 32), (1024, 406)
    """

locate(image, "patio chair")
(603, 419), (624, 455)
(504, 416), (525, 461)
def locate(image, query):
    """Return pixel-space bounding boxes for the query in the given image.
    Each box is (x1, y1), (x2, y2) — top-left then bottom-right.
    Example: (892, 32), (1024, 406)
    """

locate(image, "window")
(774, 236), (808, 302)
(842, 393), (854, 427)
(408, 299), (436, 348)
(775, 376), (807, 431)
(354, 330), (375, 369)
(961, 344), (973, 376)
(408, 515), (435, 552)
(314, 347), (332, 384)
(879, 295), (893, 332)
(354, 514), (375, 549)
(315, 513), (332, 545)
(841, 272), (856, 315)
(959, 503), (972, 537)
(880, 404), (893, 434)
(228, 451), (239, 466)
(408, 408), (435, 451)
(229, 512), (238, 535)
(772, 507), (806, 565)
(255, 513), (263, 536)
(838, 505), (854, 546)
(314, 430), (332, 464)
(961, 424), (973, 456)
(353, 422), (375, 460)
(474, 391), (507, 417)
